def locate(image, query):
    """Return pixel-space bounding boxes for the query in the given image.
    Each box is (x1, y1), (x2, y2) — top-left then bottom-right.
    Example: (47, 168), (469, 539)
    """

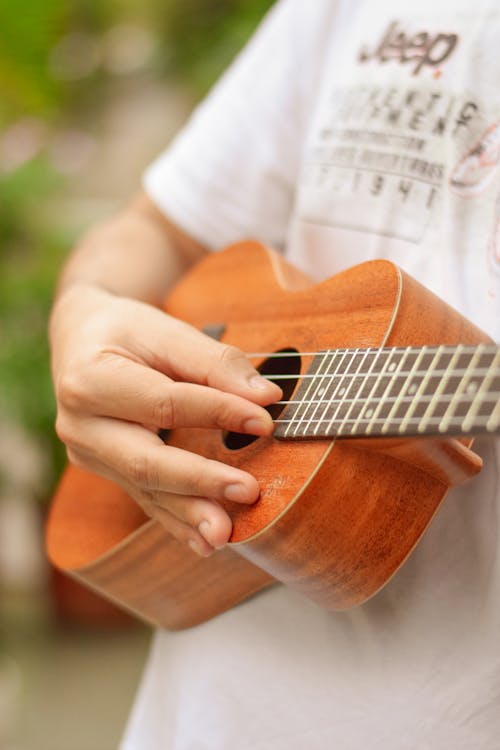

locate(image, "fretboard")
(273, 344), (500, 441)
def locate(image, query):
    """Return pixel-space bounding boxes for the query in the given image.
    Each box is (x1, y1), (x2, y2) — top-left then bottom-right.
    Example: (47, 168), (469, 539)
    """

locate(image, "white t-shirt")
(122, 1), (500, 748)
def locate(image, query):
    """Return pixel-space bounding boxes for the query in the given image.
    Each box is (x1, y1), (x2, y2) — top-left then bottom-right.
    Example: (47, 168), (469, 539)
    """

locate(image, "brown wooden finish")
(46, 242), (494, 630)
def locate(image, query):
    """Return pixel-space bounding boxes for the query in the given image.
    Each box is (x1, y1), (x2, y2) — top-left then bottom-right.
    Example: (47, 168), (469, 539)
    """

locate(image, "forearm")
(54, 190), (208, 307)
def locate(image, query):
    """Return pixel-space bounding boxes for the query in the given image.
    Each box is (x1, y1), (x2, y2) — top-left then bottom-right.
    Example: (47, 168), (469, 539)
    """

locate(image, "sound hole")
(223, 348), (301, 450)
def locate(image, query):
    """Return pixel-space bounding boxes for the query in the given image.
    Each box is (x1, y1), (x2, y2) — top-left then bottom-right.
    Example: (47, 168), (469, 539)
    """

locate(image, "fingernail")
(243, 416), (271, 435)
(224, 482), (251, 502)
(199, 520), (226, 550)
(198, 520), (211, 541)
(248, 374), (272, 391)
(188, 539), (209, 557)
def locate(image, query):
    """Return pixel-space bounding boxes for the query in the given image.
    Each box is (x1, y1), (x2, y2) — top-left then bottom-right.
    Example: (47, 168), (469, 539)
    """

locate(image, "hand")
(50, 283), (282, 556)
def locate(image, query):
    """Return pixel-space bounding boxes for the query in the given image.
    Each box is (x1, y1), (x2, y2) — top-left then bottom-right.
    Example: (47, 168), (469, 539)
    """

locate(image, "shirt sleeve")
(143, 0), (331, 251)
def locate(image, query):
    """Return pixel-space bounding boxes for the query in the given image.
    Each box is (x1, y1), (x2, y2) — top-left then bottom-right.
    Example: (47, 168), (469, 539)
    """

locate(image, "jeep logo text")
(359, 21), (459, 76)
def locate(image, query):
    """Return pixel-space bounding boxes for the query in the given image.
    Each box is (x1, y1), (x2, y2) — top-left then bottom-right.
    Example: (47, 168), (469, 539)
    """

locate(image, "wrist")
(49, 282), (115, 349)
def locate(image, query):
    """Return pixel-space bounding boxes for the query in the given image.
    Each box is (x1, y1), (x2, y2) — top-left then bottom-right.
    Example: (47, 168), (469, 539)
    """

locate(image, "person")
(49, 0), (500, 747)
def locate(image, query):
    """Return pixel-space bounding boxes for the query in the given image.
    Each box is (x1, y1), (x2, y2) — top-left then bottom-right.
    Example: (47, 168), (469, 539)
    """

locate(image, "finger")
(67, 445), (161, 522)
(150, 493), (232, 549)
(67, 446), (230, 553)
(73, 417), (262, 504)
(151, 505), (215, 557)
(79, 357), (275, 434)
(128, 309), (282, 405)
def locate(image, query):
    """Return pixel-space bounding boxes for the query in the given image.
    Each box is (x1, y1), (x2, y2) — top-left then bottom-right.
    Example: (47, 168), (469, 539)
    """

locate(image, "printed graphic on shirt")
(450, 121), (500, 197)
(300, 83), (482, 242)
(297, 9), (500, 250)
(358, 20), (459, 77)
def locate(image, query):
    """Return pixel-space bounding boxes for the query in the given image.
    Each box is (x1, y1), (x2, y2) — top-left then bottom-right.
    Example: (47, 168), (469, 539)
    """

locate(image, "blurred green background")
(0, 1), (273, 748)
(0, 0), (274, 502)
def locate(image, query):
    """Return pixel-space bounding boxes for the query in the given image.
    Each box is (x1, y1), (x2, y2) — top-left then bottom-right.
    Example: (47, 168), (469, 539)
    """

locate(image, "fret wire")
(319, 349), (367, 436)
(350, 348), (402, 435)
(400, 346), (443, 434)
(325, 348), (376, 436)
(438, 345), (484, 433)
(290, 349), (342, 438)
(462, 350), (500, 432)
(303, 349), (357, 437)
(310, 349), (354, 436)
(303, 349), (351, 437)
(417, 345), (463, 433)
(337, 347), (391, 436)
(303, 348), (348, 434)
(338, 349), (391, 435)
(487, 398), (500, 432)
(285, 349), (332, 439)
(367, 347), (415, 435)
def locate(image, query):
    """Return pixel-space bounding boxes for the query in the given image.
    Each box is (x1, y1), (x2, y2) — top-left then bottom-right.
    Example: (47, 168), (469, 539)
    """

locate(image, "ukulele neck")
(274, 344), (500, 440)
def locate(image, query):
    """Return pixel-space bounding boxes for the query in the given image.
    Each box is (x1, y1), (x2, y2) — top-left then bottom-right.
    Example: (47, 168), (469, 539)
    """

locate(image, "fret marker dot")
(388, 363), (397, 372)
(408, 384), (417, 395)
(364, 408), (374, 419)
(339, 387), (346, 395)
(317, 388), (325, 396)
(466, 381), (478, 394)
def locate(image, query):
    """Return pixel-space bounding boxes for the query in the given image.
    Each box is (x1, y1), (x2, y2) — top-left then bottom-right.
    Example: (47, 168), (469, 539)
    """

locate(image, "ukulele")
(46, 241), (499, 630)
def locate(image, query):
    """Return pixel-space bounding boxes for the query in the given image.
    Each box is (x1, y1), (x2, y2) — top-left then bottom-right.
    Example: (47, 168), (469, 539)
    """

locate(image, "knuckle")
(219, 344), (244, 366)
(55, 413), (76, 447)
(56, 371), (89, 411)
(152, 390), (175, 429)
(128, 454), (159, 490)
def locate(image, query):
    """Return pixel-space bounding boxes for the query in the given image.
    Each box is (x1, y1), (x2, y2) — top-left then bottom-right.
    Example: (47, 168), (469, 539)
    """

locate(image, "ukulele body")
(46, 242), (489, 629)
